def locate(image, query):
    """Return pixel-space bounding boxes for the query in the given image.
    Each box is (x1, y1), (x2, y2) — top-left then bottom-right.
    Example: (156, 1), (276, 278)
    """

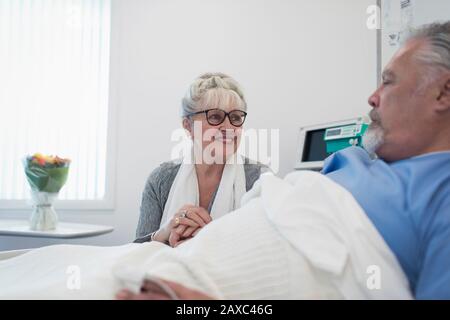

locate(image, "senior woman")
(134, 72), (269, 246)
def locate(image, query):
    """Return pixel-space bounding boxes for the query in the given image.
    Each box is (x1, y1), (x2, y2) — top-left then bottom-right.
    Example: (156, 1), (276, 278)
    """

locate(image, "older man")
(117, 21), (450, 300)
(323, 21), (450, 299)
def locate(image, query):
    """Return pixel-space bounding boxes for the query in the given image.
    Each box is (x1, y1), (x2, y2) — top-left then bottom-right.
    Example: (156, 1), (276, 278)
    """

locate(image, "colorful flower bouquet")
(23, 153), (71, 231)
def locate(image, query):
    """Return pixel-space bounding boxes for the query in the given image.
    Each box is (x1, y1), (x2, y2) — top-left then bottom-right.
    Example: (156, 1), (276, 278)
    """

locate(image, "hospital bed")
(0, 118), (368, 262)
(0, 249), (31, 261)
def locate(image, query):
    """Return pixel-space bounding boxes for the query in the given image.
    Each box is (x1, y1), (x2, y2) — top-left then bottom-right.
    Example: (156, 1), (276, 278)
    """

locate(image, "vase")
(29, 191), (59, 231)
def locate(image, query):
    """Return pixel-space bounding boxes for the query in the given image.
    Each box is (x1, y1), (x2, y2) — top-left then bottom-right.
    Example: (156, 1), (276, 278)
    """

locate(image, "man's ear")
(182, 118), (192, 137)
(436, 76), (450, 112)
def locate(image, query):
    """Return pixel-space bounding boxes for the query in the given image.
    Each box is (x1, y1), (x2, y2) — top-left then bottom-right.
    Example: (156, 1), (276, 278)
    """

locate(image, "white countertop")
(0, 219), (114, 239)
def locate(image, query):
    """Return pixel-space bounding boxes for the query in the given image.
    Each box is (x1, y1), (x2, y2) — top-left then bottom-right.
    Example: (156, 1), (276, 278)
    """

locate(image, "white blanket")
(0, 171), (412, 299)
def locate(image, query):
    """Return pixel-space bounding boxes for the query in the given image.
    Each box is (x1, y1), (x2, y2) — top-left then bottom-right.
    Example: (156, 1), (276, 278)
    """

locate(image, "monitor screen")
(301, 129), (329, 162)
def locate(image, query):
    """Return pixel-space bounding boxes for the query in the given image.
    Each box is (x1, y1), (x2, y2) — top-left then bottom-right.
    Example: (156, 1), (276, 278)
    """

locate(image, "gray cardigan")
(134, 158), (269, 243)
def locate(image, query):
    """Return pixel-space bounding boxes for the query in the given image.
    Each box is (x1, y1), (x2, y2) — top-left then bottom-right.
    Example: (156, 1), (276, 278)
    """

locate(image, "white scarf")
(160, 150), (246, 225)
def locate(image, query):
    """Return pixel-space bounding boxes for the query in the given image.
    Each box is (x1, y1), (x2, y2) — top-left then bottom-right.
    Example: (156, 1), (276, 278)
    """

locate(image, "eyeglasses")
(189, 108), (247, 127)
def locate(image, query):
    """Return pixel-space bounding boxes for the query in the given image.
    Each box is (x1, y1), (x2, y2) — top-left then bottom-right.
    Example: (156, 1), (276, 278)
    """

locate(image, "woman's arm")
(134, 169), (164, 243)
(244, 160), (272, 191)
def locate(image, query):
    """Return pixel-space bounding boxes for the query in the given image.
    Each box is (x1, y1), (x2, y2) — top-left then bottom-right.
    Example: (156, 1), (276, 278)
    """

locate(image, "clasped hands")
(153, 204), (212, 247)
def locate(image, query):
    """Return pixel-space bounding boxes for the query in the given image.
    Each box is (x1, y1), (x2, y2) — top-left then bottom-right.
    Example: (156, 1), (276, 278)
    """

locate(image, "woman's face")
(185, 94), (246, 164)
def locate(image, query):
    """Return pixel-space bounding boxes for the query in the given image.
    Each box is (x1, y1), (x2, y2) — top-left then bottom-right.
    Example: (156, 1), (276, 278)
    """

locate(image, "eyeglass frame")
(187, 108), (248, 127)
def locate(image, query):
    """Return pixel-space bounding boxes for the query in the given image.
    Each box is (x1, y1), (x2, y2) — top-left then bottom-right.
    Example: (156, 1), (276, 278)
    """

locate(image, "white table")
(0, 219), (114, 239)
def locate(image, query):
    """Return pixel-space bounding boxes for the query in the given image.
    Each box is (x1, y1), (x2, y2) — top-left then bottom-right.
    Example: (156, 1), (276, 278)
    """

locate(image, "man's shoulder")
(322, 147), (374, 174)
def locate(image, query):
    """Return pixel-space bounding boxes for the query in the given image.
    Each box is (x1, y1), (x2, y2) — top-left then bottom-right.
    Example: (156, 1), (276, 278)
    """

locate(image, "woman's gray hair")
(406, 21), (450, 77)
(181, 72), (247, 117)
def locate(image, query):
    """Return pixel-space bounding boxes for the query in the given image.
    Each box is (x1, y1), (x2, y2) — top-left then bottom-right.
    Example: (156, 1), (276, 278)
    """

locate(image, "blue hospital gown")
(322, 147), (450, 299)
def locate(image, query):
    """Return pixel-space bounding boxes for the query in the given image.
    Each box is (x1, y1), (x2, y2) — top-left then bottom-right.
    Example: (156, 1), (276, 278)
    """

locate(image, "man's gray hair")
(406, 21), (450, 75)
(181, 72), (247, 117)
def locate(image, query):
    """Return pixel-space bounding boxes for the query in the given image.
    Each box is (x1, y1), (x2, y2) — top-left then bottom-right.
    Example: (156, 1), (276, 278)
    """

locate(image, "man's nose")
(368, 91), (379, 108)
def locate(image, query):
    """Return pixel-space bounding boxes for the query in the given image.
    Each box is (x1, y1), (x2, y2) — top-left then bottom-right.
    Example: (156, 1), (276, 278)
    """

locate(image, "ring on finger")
(174, 217), (180, 226)
(180, 210), (187, 219)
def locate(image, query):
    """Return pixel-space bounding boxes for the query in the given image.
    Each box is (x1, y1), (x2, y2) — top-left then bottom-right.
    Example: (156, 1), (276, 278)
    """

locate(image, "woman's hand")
(167, 205), (212, 247)
(153, 205), (202, 244)
(168, 225), (202, 247)
(152, 205), (212, 246)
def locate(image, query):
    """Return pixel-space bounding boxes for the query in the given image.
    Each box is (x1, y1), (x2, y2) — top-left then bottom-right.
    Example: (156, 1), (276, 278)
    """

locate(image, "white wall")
(0, 0), (377, 250)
